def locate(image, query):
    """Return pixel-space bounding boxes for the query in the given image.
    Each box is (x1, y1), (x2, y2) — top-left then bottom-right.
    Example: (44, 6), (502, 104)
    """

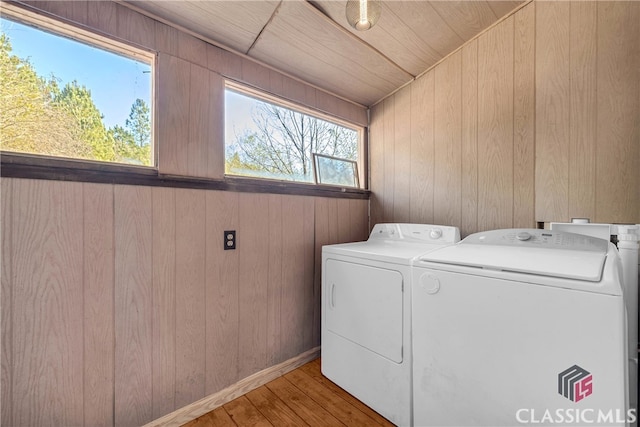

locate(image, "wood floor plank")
(265, 377), (345, 427)
(298, 360), (394, 427)
(224, 395), (273, 427)
(284, 368), (380, 427)
(180, 359), (395, 427)
(246, 386), (309, 427)
(184, 407), (237, 427)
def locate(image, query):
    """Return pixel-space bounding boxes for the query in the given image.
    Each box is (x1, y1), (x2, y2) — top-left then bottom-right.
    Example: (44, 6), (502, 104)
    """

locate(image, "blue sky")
(225, 90), (261, 147)
(1, 17), (151, 128)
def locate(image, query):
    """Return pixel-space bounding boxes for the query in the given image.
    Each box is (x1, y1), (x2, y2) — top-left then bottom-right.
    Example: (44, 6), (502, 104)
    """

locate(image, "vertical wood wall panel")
(313, 198), (329, 346)
(316, 91), (339, 122)
(369, 103), (384, 229)
(280, 196), (306, 360)
(29, 0), (87, 23)
(151, 187), (177, 419)
(1, 179), (12, 427)
(83, 183), (114, 427)
(535, 1), (570, 222)
(267, 195), (283, 364)
(382, 96), (395, 222)
(205, 191), (240, 394)
(216, 49), (244, 80)
(336, 197), (352, 243)
(269, 70), (284, 97)
(12, 180), (84, 426)
(568, 2), (597, 220)
(302, 197), (316, 351)
(353, 199), (369, 241)
(512, 3), (535, 228)
(158, 54), (191, 176)
(477, 17), (514, 231)
(393, 86), (411, 222)
(409, 71), (435, 225)
(187, 64), (210, 177)
(178, 31), (208, 69)
(175, 189), (207, 408)
(114, 185), (153, 426)
(434, 51), (462, 229)
(238, 193), (270, 379)
(327, 198), (340, 246)
(116, 2), (155, 47)
(595, 2), (640, 222)
(242, 57), (272, 93)
(461, 40), (478, 236)
(208, 72), (225, 179)
(87, 1), (117, 36)
(155, 21), (179, 56)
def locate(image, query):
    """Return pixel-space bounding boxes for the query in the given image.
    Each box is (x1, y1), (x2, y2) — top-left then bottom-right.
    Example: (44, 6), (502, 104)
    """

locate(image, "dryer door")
(325, 259), (403, 363)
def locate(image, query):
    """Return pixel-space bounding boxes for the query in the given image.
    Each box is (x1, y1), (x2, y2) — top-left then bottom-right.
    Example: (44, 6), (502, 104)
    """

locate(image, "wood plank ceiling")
(126, 0), (524, 106)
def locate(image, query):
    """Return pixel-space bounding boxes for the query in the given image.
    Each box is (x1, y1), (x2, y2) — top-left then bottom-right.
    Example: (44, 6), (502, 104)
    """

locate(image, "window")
(313, 154), (359, 188)
(0, 11), (154, 166)
(225, 83), (362, 187)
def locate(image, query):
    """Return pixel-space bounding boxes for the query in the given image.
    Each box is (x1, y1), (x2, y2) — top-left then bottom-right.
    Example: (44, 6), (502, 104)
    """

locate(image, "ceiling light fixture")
(346, 0), (381, 31)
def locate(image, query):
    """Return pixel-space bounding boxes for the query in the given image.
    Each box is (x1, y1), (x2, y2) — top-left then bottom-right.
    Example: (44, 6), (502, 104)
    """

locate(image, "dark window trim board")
(0, 153), (370, 199)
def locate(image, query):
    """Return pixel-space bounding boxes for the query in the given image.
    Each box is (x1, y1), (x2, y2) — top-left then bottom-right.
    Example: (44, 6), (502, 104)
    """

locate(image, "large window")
(0, 12), (154, 166)
(225, 83), (361, 187)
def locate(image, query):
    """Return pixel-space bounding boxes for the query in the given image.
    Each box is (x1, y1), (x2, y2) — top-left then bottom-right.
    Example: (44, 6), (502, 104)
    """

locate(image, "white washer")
(412, 229), (629, 426)
(321, 223), (460, 426)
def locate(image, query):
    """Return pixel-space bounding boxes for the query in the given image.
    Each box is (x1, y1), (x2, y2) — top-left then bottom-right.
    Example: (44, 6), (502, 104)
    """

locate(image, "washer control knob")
(516, 231), (532, 241)
(420, 274), (440, 295)
(430, 228), (443, 239)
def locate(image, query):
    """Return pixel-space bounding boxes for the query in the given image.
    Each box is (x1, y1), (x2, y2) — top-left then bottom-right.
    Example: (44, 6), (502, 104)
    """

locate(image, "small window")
(0, 12), (154, 166)
(313, 153), (359, 188)
(225, 83), (361, 187)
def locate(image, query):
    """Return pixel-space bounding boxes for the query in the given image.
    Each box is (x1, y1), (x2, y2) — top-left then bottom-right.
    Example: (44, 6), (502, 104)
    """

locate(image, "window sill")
(1, 152), (370, 199)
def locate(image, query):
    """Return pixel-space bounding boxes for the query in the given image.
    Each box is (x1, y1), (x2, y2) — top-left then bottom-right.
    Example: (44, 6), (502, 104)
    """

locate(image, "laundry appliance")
(550, 222), (639, 423)
(321, 223), (460, 426)
(411, 229), (629, 426)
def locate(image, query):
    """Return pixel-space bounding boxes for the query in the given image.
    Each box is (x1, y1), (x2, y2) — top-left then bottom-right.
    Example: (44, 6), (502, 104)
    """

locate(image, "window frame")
(0, 4), (157, 169)
(312, 153), (360, 188)
(224, 80), (365, 189)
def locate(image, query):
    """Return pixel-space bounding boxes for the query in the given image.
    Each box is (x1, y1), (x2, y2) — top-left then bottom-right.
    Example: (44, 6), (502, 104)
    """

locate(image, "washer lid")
(419, 229), (609, 282)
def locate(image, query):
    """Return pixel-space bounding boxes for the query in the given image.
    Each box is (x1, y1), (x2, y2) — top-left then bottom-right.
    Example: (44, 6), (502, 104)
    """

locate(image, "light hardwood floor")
(182, 359), (395, 427)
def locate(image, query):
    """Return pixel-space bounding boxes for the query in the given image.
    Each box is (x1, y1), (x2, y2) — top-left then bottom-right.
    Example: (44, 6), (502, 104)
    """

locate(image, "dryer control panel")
(369, 223), (460, 244)
(462, 229), (608, 253)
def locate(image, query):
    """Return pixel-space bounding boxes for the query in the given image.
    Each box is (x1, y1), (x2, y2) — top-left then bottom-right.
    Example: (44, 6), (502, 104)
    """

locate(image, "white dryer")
(411, 229), (629, 426)
(321, 223), (460, 426)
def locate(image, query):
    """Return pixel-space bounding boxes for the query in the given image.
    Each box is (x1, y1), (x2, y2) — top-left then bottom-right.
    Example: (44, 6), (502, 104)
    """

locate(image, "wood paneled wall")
(1, 3), (371, 426)
(370, 1), (640, 235)
(535, 1), (640, 223)
(0, 177), (368, 426)
(1, 5), (371, 426)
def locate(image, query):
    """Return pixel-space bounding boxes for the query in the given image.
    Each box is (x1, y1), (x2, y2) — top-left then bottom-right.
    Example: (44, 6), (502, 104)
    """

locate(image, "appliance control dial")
(516, 231), (532, 241)
(419, 273), (440, 294)
(430, 228), (443, 239)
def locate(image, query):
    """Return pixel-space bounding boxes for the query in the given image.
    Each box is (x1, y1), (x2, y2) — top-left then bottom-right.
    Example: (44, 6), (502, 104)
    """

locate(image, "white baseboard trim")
(143, 346), (321, 427)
